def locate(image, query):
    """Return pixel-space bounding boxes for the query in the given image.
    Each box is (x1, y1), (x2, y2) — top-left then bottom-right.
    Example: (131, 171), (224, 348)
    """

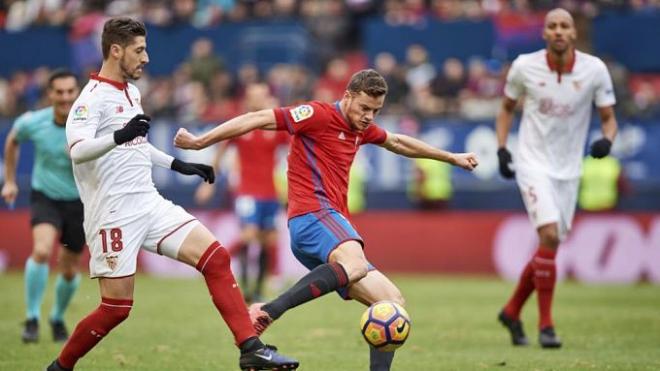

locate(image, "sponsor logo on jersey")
(72, 105), (89, 121)
(338, 131), (346, 140)
(116, 105), (124, 113)
(290, 104), (314, 123)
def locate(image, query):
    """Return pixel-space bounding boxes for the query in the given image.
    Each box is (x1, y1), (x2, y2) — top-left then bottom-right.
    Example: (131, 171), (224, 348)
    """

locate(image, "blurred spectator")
(314, 57), (352, 103)
(404, 44), (436, 91)
(374, 52), (408, 113)
(408, 157), (452, 210)
(300, 0), (351, 64)
(579, 154), (626, 212)
(187, 37), (226, 87)
(429, 57), (466, 116)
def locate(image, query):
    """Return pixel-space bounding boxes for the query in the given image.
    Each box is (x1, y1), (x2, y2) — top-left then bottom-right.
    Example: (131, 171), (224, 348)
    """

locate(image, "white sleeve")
(503, 58), (525, 100)
(69, 135), (117, 164)
(66, 96), (118, 164)
(148, 144), (174, 168)
(594, 60), (616, 107)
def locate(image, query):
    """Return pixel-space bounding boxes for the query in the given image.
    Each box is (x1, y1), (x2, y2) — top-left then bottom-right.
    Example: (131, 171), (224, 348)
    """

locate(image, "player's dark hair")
(101, 17), (147, 59)
(346, 69), (388, 97)
(47, 69), (77, 89)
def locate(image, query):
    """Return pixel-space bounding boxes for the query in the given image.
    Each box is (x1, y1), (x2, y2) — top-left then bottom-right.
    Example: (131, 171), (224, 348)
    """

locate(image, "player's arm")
(380, 131), (478, 171)
(1, 128), (20, 205)
(175, 109), (277, 150)
(496, 97), (517, 149)
(148, 144), (214, 183)
(589, 106), (618, 158)
(69, 114), (151, 164)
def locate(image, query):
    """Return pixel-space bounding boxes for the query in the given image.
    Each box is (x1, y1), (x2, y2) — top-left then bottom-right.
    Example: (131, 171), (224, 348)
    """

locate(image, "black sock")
(255, 247), (268, 297)
(263, 262), (349, 320)
(239, 336), (265, 354)
(370, 346), (395, 371)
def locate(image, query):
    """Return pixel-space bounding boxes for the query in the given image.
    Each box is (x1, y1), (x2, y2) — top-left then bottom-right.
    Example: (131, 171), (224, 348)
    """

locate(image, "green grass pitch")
(1, 272), (659, 370)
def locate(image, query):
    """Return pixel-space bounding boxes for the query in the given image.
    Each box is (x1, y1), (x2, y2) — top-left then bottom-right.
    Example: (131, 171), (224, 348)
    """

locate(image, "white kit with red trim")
(504, 49), (616, 179)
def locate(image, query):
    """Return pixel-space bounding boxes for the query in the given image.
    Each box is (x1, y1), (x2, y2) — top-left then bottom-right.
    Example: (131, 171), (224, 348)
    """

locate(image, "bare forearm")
(601, 114), (618, 142)
(196, 110), (275, 149)
(496, 108), (515, 148)
(3, 138), (19, 184)
(389, 134), (455, 164)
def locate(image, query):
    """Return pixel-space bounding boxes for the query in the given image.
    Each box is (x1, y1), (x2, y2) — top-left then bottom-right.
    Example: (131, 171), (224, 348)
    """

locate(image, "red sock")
(197, 241), (256, 346)
(503, 260), (535, 320)
(531, 247), (557, 329)
(227, 241), (247, 257)
(58, 297), (133, 369)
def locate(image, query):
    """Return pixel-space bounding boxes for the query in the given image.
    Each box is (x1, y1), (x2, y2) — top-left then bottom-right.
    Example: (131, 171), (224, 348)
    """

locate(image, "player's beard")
(120, 57), (142, 81)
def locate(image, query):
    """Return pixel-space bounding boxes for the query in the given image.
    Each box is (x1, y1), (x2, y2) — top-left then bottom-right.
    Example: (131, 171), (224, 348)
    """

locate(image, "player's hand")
(114, 114), (151, 145)
(171, 159), (215, 184)
(174, 128), (200, 150)
(1, 181), (18, 206)
(497, 147), (515, 179)
(590, 138), (612, 159)
(452, 152), (479, 171)
(195, 182), (216, 205)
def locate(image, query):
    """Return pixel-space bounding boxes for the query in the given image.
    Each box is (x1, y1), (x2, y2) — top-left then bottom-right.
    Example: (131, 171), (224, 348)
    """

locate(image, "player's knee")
(197, 242), (231, 274)
(345, 261), (369, 283)
(31, 248), (51, 263)
(391, 291), (406, 307)
(540, 232), (560, 248)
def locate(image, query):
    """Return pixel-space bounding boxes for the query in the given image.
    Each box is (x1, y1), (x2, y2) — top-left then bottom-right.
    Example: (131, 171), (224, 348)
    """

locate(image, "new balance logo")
(338, 132), (346, 140)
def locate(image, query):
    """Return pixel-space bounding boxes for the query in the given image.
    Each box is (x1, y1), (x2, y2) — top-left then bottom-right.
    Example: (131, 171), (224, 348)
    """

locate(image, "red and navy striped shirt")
(273, 101), (387, 219)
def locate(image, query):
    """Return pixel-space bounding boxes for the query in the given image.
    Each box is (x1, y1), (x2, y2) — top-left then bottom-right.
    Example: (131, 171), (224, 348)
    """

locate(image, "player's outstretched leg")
(497, 310), (529, 346)
(239, 343), (299, 371)
(193, 240), (299, 369)
(248, 261), (349, 335)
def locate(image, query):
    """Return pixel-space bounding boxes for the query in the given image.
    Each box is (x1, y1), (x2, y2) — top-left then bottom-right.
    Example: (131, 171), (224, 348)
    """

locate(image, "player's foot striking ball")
(360, 301), (411, 352)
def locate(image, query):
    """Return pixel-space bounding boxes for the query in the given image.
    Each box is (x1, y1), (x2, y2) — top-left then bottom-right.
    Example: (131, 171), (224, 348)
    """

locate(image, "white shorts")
(86, 193), (199, 278)
(516, 167), (580, 241)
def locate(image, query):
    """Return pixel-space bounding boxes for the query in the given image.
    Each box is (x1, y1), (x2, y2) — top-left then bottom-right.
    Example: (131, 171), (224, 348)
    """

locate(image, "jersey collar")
(545, 49), (576, 73)
(334, 100), (354, 132)
(90, 73), (128, 90)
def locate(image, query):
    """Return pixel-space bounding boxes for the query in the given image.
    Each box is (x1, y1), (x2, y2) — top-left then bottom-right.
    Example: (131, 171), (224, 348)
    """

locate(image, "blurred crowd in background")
(0, 0), (659, 122)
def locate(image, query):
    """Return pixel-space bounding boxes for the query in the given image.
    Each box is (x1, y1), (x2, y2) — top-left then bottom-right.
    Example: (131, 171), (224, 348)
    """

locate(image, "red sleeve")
(273, 102), (328, 136)
(362, 123), (387, 145)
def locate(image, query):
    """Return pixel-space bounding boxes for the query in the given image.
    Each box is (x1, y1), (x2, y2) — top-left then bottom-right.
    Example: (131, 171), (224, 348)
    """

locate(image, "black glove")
(171, 159), (215, 184)
(497, 147), (515, 179)
(590, 138), (612, 159)
(114, 114), (151, 145)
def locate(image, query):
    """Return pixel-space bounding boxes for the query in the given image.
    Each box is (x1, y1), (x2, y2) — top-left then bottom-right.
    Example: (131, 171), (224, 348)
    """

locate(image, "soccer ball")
(360, 301), (411, 352)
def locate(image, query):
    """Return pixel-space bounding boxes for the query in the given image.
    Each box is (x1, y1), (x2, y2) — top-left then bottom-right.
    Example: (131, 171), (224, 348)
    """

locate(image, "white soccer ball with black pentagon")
(360, 301), (411, 351)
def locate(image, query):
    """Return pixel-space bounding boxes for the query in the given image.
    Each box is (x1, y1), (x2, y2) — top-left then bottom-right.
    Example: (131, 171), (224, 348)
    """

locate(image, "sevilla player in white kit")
(46, 18), (298, 371)
(496, 8), (618, 348)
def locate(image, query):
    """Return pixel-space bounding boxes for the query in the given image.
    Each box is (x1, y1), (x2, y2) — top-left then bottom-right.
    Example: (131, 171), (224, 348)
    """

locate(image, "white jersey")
(66, 74), (157, 230)
(504, 49), (616, 179)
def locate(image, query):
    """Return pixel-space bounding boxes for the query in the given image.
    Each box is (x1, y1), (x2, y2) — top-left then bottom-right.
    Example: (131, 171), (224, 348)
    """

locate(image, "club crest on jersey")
(72, 105), (88, 121)
(105, 255), (118, 271)
(290, 104), (314, 123)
